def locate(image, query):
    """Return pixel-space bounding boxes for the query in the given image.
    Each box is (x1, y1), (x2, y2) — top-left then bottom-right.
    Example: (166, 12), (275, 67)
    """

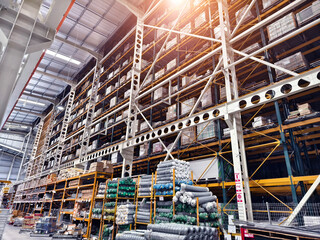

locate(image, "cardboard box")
(110, 97), (117, 108)
(89, 162), (104, 172)
(153, 142), (164, 153)
(106, 85), (114, 95)
(139, 121), (149, 132)
(139, 143), (149, 157)
(235, 5), (254, 24)
(154, 87), (168, 101)
(167, 58), (177, 71)
(262, 0), (280, 10)
(200, 88), (213, 108)
(223, 128), (230, 136)
(195, 11), (206, 28)
(101, 160), (114, 174)
(166, 104), (177, 121)
(182, 76), (196, 87)
(181, 127), (196, 145)
(298, 103), (312, 116)
(111, 152), (123, 164)
(181, 98), (196, 116)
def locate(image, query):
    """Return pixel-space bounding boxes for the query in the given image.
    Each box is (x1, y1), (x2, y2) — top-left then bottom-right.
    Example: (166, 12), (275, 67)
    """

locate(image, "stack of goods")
(116, 231), (145, 240)
(88, 162), (104, 172)
(68, 179), (79, 188)
(92, 201), (103, 219)
(155, 201), (173, 223)
(22, 215), (35, 230)
(173, 184), (220, 227)
(116, 203), (135, 225)
(298, 103), (313, 116)
(118, 178), (136, 198)
(138, 175), (153, 197)
(107, 180), (118, 199)
(135, 199), (152, 224)
(79, 189), (93, 199)
(154, 160), (192, 196)
(46, 174), (57, 184)
(58, 168), (83, 180)
(102, 224), (113, 240)
(145, 223), (219, 240)
(104, 202), (116, 221)
(96, 181), (106, 198)
(34, 217), (57, 234)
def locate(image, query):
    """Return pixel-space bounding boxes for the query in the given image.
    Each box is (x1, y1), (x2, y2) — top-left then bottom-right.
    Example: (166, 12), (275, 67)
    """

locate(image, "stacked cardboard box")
(68, 179), (79, 187)
(101, 160), (114, 174)
(194, 11), (206, 28)
(235, 5), (255, 24)
(200, 88), (213, 108)
(154, 87), (168, 101)
(110, 97), (117, 108)
(139, 121), (149, 132)
(262, 0), (279, 10)
(80, 189), (93, 199)
(89, 162), (104, 172)
(267, 13), (297, 41)
(47, 174), (57, 184)
(111, 152), (123, 164)
(298, 103), (313, 116)
(166, 58), (177, 71)
(252, 116), (271, 128)
(197, 121), (216, 141)
(166, 104), (177, 121)
(181, 98), (196, 116)
(274, 52), (308, 78)
(139, 143), (149, 157)
(296, 0), (320, 26)
(181, 127), (196, 145)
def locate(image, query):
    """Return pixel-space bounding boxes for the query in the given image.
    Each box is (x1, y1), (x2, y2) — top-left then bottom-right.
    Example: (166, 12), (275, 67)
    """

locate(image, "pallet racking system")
(17, 0), (320, 224)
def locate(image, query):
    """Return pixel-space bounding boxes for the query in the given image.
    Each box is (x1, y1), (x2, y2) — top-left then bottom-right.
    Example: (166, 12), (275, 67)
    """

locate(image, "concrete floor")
(2, 224), (52, 240)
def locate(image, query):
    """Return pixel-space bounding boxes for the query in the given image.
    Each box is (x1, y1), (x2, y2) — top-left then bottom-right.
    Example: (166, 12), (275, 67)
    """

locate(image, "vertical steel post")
(17, 127), (32, 181)
(218, 0), (253, 221)
(121, 17), (144, 177)
(254, 1), (298, 204)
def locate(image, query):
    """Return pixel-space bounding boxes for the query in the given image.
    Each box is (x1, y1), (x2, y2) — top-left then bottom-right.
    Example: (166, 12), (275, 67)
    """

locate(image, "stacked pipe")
(118, 177), (136, 198)
(173, 184), (220, 227)
(154, 201), (173, 223)
(107, 179), (118, 199)
(135, 199), (152, 223)
(154, 159), (192, 196)
(145, 223), (219, 240)
(116, 203), (135, 225)
(103, 201), (116, 221)
(96, 181), (106, 198)
(138, 175), (153, 197)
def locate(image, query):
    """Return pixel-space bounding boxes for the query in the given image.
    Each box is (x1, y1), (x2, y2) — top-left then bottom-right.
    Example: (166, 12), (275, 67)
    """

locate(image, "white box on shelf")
(110, 97), (117, 107)
(106, 85), (114, 95)
(197, 121), (216, 141)
(167, 58), (177, 71)
(154, 87), (168, 101)
(181, 97), (196, 115)
(167, 104), (177, 121)
(200, 87), (213, 108)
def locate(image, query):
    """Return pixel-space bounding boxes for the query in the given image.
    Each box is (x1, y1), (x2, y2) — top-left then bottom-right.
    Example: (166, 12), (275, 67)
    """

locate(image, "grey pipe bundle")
(191, 196), (216, 207)
(116, 231), (146, 240)
(181, 184), (209, 192)
(145, 232), (187, 240)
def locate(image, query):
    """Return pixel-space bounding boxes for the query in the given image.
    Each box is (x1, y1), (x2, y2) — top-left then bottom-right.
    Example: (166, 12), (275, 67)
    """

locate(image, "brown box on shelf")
(298, 103), (312, 116)
(69, 179), (79, 187)
(181, 127), (196, 146)
(89, 162), (104, 172)
(101, 160), (114, 174)
(288, 110), (300, 119)
(274, 52), (308, 78)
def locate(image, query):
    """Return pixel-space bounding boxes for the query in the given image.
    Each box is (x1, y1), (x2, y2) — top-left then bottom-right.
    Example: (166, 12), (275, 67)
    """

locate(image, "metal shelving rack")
(20, 0), (320, 225)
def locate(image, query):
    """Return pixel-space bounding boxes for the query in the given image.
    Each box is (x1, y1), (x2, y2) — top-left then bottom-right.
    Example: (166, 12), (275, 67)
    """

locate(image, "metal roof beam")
(0, 143), (23, 154)
(22, 92), (57, 105)
(0, 130), (28, 136)
(35, 69), (76, 87)
(6, 121), (33, 127)
(116, 0), (144, 18)
(13, 108), (45, 118)
(55, 35), (103, 60)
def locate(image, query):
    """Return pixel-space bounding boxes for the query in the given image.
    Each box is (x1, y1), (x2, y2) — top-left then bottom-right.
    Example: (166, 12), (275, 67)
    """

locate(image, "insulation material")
(296, 0), (320, 26)
(181, 127), (196, 146)
(197, 121), (216, 141)
(111, 152), (122, 164)
(153, 142), (164, 153)
(155, 68), (165, 80)
(181, 75), (196, 87)
(154, 87), (168, 101)
(181, 98), (196, 116)
(267, 13), (297, 41)
(194, 11), (206, 28)
(235, 5), (254, 24)
(274, 52), (308, 78)
(200, 87), (213, 108)
(167, 104), (177, 121)
(116, 204), (135, 225)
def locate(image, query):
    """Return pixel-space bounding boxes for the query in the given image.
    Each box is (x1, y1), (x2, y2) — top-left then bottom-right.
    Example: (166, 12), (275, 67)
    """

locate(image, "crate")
(181, 127), (196, 146)
(200, 87), (214, 109)
(267, 13), (297, 42)
(296, 0), (320, 26)
(274, 52), (308, 78)
(154, 87), (168, 101)
(262, 0), (281, 10)
(181, 98), (197, 116)
(166, 104), (177, 121)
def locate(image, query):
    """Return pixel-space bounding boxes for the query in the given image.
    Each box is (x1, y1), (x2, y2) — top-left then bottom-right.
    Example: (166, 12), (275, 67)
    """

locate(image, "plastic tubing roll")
(185, 192), (212, 198)
(181, 184), (209, 192)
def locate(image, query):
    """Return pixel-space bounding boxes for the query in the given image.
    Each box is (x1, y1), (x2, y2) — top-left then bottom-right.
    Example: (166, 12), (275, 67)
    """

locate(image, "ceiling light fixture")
(46, 49), (81, 65)
(19, 98), (46, 107)
(57, 105), (65, 111)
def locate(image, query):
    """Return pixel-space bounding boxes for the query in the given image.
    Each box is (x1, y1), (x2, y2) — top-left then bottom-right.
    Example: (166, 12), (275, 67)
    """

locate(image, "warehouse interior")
(0, 0), (320, 239)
